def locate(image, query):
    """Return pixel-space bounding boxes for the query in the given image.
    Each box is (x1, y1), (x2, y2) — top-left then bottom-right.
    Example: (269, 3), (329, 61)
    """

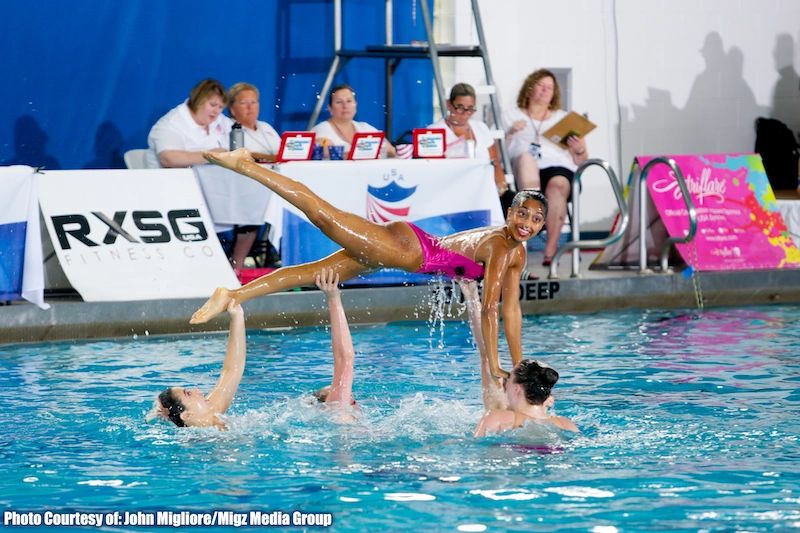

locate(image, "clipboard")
(347, 132), (385, 160)
(276, 131), (315, 162)
(543, 111), (596, 147)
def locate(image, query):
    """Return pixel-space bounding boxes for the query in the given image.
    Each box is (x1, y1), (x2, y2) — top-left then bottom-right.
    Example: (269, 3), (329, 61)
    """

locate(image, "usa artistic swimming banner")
(268, 159), (503, 285)
(39, 169), (239, 301)
(594, 154), (800, 271)
(0, 166), (48, 308)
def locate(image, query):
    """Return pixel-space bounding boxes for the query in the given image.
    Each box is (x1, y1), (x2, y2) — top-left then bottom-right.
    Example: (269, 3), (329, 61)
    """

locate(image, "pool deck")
(3, 249), (800, 345)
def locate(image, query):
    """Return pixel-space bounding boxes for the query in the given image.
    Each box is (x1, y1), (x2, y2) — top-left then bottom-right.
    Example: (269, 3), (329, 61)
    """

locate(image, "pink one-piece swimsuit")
(407, 223), (484, 280)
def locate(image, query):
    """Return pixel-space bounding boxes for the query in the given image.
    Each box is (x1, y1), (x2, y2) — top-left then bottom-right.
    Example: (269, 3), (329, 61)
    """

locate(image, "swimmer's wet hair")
(313, 386), (331, 403)
(513, 359), (559, 405)
(511, 189), (548, 216)
(158, 388), (186, 427)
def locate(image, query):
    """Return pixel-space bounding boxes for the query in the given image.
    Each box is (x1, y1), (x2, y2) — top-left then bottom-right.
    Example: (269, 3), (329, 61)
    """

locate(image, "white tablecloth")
(193, 164), (273, 229)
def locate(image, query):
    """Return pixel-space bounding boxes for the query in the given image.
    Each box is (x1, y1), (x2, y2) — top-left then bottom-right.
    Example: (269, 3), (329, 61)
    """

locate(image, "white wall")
(440, 0), (800, 230)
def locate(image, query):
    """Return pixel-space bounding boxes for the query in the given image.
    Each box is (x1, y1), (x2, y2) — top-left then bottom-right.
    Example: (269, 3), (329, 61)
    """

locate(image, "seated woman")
(150, 300), (245, 429)
(458, 280), (577, 436)
(428, 82), (508, 195)
(504, 69), (588, 266)
(312, 84), (396, 158)
(190, 148), (548, 382)
(228, 82), (281, 162)
(226, 82), (283, 272)
(146, 78), (232, 168)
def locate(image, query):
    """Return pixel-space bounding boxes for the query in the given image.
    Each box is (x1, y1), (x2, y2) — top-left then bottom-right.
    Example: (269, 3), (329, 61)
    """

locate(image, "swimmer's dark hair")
(513, 359), (559, 405)
(510, 189), (548, 216)
(313, 386), (331, 403)
(158, 388), (186, 427)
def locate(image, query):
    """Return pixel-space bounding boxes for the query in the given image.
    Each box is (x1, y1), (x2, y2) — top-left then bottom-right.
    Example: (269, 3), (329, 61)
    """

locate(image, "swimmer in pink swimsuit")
(192, 149), (547, 383)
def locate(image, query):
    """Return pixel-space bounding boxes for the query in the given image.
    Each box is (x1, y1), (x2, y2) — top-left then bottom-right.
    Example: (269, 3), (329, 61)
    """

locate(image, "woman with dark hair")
(504, 69), (589, 267)
(473, 358), (578, 436)
(312, 84), (396, 158)
(150, 300), (246, 429)
(427, 82), (509, 196)
(190, 148), (549, 383)
(146, 78), (232, 168)
(458, 279), (576, 435)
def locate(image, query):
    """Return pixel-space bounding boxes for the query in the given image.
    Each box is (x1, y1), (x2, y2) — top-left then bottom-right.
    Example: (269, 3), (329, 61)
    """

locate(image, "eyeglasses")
(452, 104), (477, 114)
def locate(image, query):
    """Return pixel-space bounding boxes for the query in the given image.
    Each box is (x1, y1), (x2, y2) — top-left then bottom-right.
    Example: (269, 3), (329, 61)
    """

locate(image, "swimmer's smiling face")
(506, 199), (546, 242)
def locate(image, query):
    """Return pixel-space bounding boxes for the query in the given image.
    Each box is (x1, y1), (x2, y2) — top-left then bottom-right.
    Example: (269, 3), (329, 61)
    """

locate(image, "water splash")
(425, 278), (467, 349)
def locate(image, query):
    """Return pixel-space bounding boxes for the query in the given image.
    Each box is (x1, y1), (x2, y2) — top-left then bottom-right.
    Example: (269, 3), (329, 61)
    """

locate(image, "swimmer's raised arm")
(315, 268), (355, 407)
(205, 301), (246, 415)
(477, 236), (517, 382)
(459, 279), (507, 411)
(501, 249), (525, 367)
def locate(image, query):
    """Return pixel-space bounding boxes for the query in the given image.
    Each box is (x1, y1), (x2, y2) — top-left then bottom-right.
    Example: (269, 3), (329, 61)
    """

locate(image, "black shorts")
(540, 166), (575, 191)
(234, 224), (260, 235)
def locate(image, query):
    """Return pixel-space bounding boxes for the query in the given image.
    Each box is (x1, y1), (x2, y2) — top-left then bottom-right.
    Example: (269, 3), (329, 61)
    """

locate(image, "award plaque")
(413, 128), (446, 158)
(348, 132), (385, 160)
(276, 132), (316, 162)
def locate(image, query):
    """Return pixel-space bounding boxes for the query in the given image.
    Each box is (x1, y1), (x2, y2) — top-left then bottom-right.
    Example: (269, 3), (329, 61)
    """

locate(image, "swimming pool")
(1, 304), (799, 531)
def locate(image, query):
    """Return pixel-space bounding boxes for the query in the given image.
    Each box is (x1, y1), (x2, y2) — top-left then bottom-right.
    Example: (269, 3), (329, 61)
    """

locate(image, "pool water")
(1, 304), (799, 531)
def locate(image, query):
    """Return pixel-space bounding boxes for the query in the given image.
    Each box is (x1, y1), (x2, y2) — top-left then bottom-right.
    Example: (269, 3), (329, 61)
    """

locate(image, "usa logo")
(366, 170), (417, 223)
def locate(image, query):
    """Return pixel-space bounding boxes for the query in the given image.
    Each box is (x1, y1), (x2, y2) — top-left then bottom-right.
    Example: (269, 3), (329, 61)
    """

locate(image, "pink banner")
(639, 153), (800, 271)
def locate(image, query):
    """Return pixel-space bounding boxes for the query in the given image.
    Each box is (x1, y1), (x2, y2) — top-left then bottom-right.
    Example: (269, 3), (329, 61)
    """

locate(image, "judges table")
(241, 159), (503, 285)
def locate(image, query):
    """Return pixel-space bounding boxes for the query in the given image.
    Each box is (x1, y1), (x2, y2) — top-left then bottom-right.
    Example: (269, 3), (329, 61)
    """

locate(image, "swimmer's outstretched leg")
(204, 149), (423, 269)
(191, 249), (369, 324)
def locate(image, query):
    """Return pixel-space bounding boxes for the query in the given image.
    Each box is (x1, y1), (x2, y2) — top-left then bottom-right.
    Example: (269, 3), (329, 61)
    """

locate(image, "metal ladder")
(547, 157), (698, 279)
(306, 0), (513, 179)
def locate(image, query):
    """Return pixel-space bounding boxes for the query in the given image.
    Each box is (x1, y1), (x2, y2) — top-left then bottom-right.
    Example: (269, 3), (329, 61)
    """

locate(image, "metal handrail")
(549, 159), (629, 279)
(638, 157), (697, 272)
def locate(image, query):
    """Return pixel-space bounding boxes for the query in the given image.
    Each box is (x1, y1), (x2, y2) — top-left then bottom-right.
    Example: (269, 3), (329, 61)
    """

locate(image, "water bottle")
(229, 122), (244, 150)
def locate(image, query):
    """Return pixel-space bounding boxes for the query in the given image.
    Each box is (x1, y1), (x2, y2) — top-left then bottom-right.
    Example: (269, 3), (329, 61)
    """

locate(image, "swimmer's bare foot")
(203, 148), (255, 171)
(190, 287), (233, 324)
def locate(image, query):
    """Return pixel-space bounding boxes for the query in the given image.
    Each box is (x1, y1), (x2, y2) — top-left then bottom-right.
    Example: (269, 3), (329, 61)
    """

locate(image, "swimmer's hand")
(457, 279), (479, 301)
(203, 148), (255, 170)
(315, 268), (341, 297)
(190, 287), (233, 324)
(226, 299), (243, 319)
(491, 366), (511, 383)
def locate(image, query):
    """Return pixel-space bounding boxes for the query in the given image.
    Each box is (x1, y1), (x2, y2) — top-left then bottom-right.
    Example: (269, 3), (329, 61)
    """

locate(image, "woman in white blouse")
(146, 78), (231, 168)
(225, 82), (282, 273)
(504, 69), (588, 266)
(227, 82), (281, 162)
(312, 84), (395, 158)
(427, 83), (507, 195)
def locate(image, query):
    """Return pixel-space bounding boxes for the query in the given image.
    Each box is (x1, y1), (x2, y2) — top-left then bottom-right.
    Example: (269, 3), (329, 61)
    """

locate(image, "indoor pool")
(1, 303), (799, 531)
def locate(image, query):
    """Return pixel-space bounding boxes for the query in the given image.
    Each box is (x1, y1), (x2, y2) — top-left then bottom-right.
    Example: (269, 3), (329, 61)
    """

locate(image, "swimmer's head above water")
(150, 386), (226, 429)
(505, 359), (559, 409)
(511, 189), (548, 215)
(505, 190), (547, 242)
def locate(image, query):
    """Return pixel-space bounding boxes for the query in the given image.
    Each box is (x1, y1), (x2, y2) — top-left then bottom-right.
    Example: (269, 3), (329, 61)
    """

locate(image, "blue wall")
(0, 0), (433, 170)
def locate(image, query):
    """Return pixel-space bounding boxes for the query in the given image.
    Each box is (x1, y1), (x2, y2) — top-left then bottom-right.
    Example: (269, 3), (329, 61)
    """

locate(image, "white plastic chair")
(123, 149), (150, 169)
